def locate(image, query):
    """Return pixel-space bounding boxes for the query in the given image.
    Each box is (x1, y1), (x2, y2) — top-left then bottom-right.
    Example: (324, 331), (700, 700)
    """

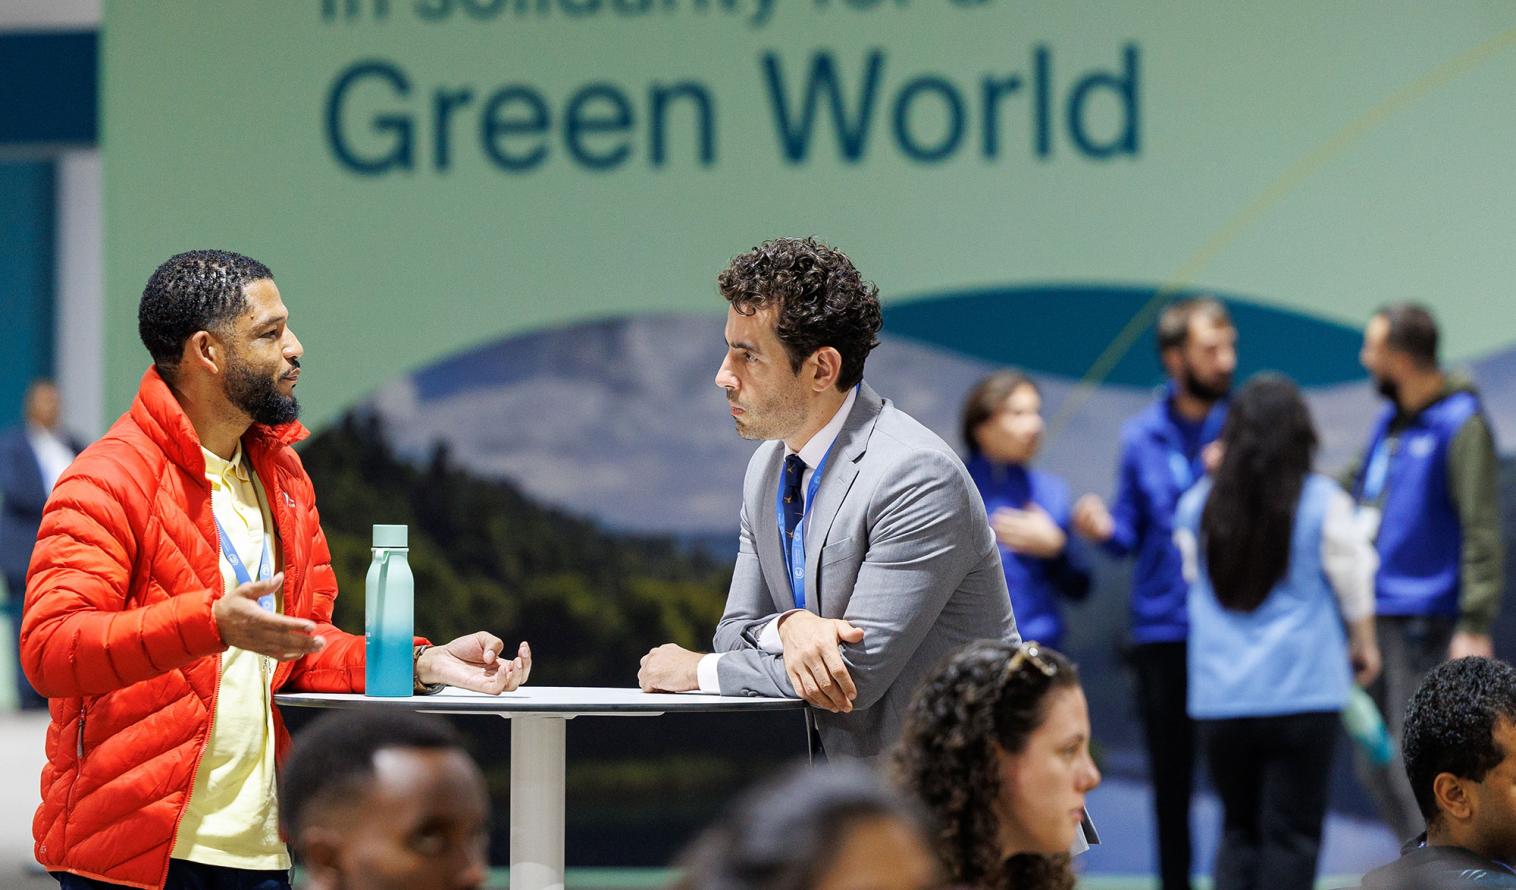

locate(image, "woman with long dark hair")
(895, 639), (1100, 890)
(960, 372), (1092, 650)
(1174, 373), (1380, 889)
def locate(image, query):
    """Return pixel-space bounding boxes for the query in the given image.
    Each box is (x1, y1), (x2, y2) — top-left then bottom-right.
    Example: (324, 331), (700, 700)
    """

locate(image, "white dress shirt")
(696, 387), (858, 693)
(26, 424), (77, 494)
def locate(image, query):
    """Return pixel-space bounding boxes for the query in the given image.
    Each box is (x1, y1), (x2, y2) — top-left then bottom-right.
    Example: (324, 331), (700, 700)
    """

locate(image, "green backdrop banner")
(104, 1), (1516, 427)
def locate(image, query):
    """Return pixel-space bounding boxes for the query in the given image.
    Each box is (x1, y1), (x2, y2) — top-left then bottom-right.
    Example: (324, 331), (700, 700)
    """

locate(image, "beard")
(1374, 374), (1399, 402)
(226, 354), (300, 426)
(729, 380), (808, 442)
(1181, 365), (1232, 404)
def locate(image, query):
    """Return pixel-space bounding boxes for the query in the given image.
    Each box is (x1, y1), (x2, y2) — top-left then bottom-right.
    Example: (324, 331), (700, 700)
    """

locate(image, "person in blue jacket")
(960, 370), (1091, 650)
(1175, 373), (1380, 890)
(1072, 296), (1236, 890)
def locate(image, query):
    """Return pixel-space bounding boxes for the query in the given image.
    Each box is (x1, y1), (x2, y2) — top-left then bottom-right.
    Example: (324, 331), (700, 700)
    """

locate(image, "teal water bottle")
(1342, 685), (1393, 767)
(365, 524), (414, 697)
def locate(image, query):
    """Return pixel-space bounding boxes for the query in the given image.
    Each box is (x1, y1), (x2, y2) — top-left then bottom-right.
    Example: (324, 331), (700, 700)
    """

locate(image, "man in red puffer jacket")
(21, 250), (533, 890)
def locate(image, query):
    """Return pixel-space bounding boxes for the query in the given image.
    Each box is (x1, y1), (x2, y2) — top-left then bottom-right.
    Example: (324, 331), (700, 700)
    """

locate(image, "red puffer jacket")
(21, 368), (373, 889)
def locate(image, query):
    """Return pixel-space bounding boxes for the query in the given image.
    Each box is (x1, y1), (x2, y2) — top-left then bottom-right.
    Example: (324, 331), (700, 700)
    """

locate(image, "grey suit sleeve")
(713, 497), (798, 697)
(713, 501), (785, 652)
(833, 450), (997, 710)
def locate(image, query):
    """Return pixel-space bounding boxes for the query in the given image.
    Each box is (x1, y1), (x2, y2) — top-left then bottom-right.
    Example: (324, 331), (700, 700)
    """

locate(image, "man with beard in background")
(1345, 302), (1503, 845)
(1072, 296), (1236, 890)
(22, 250), (531, 889)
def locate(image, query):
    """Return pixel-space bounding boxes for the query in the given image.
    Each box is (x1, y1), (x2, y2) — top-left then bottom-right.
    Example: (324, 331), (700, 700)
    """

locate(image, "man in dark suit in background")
(0, 379), (85, 709)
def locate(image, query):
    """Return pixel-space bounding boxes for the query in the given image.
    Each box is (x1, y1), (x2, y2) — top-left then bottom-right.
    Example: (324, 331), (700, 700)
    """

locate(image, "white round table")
(275, 687), (803, 890)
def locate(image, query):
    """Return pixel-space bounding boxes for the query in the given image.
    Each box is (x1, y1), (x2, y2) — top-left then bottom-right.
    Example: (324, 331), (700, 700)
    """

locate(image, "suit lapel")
(802, 384), (883, 612)
(753, 447), (795, 614)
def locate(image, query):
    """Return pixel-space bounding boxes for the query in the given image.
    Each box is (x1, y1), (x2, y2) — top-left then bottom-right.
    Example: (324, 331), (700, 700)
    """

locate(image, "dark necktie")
(782, 453), (806, 547)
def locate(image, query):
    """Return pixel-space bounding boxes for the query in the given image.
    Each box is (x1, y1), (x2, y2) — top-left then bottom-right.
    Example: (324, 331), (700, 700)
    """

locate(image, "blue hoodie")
(1102, 387), (1227, 644)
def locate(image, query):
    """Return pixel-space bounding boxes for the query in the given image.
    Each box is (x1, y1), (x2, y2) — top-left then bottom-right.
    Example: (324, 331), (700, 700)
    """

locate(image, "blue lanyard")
(774, 439), (839, 610)
(214, 516), (275, 612)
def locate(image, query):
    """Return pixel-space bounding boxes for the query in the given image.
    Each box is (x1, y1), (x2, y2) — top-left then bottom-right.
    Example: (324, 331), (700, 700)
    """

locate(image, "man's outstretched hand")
(417, 632), (532, 694)
(213, 573), (326, 661)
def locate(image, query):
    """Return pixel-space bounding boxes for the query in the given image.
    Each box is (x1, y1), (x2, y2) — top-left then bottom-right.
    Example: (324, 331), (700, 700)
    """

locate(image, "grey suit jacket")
(714, 383), (1018, 762)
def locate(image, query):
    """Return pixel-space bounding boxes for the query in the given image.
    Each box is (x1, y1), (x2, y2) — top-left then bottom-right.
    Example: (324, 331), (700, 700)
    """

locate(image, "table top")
(275, 686), (805, 717)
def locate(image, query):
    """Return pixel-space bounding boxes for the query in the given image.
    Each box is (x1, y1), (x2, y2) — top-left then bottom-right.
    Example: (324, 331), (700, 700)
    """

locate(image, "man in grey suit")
(639, 237), (1017, 761)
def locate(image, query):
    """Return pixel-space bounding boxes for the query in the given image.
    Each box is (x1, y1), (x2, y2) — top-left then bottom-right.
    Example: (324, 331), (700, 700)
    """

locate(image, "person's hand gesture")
(417, 632), (531, 694)
(1072, 494), (1115, 543)
(991, 505), (1067, 559)
(213, 572), (327, 660)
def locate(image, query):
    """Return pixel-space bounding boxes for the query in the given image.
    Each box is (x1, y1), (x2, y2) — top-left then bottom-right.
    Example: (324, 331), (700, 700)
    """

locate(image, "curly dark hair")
(894, 640), (1081, 890)
(1403, 656), (1516, 824)
(139, 249), (273, 381)
(717, 237), (882, 390)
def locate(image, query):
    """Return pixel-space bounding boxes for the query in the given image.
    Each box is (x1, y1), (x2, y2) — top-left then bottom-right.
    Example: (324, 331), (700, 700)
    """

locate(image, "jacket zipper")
(60, 703), (86, 855)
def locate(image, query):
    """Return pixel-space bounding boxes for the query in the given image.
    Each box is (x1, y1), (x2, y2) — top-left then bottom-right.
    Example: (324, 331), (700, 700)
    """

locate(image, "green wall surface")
(103, 1), (1516, 428)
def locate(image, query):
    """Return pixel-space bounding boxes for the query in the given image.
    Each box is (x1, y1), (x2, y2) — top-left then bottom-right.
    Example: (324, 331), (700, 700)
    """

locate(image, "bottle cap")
(372, 524), (408, 548)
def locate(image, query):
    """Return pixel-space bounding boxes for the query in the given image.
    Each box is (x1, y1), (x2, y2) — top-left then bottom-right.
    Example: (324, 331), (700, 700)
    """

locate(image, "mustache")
(283, 358), (302, 376)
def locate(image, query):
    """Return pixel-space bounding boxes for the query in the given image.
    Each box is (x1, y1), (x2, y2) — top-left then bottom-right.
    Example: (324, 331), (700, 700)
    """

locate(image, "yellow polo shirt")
(170, 444), (289, 869)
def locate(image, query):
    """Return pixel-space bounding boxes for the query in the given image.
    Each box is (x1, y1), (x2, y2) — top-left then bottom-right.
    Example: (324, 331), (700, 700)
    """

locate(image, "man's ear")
(1433, 771), (1474, 823)
(295, 826), (346, 890)
(1159, 346), (1182, 380)
(809, 346), (843, 393)
(182, 330), (224, 378)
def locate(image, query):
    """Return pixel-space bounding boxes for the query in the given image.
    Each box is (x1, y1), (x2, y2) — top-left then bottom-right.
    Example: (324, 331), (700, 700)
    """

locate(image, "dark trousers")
(53, 861), (290, 890)
(1132, 641), (1195, 890)
(3, 573), (46, 709)
(1201, 711), (1338, 890)
(1353, 614), (1453, 843)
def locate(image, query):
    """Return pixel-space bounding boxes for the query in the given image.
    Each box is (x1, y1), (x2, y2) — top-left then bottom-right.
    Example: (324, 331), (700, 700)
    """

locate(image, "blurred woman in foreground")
(671, 761), (938, 890)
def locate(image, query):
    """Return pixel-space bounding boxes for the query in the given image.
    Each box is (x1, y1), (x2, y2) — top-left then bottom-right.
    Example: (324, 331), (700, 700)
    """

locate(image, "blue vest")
(1179, 474), (1351, 719)
(1353, 390), (1482, 618)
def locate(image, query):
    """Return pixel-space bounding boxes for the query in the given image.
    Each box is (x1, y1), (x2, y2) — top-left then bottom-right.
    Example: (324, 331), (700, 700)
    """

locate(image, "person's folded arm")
(827, 450), (993, 712)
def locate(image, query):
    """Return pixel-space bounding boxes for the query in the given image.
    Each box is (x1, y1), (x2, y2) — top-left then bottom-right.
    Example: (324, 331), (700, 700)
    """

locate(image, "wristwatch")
(412, 644), (446, 695)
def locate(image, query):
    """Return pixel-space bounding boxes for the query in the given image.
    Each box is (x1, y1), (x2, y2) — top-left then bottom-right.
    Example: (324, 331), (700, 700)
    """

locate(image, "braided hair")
(893, 640), (1081, 890)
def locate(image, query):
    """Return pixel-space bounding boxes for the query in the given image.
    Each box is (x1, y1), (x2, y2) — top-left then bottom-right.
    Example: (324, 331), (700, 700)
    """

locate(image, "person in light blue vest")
(960, 371), (1091, 651)
(1346, 303), (1505, 843)
(1175, 374), (1380, 890)
(1073, 295), (1234, 890)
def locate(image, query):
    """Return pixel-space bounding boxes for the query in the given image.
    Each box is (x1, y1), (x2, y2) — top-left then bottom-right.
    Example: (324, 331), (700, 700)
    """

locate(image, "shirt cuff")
(757, 611), (803, 653)
(697, 653), (723, 694)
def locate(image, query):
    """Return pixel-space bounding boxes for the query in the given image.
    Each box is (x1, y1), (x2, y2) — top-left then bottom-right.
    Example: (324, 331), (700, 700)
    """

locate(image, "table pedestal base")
(510, 716), (567, 890)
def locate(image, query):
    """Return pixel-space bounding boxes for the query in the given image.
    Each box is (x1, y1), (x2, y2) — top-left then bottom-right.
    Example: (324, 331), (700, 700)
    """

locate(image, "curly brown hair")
(893, 640), (1081, 890)
(717, 237), (882, 390)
